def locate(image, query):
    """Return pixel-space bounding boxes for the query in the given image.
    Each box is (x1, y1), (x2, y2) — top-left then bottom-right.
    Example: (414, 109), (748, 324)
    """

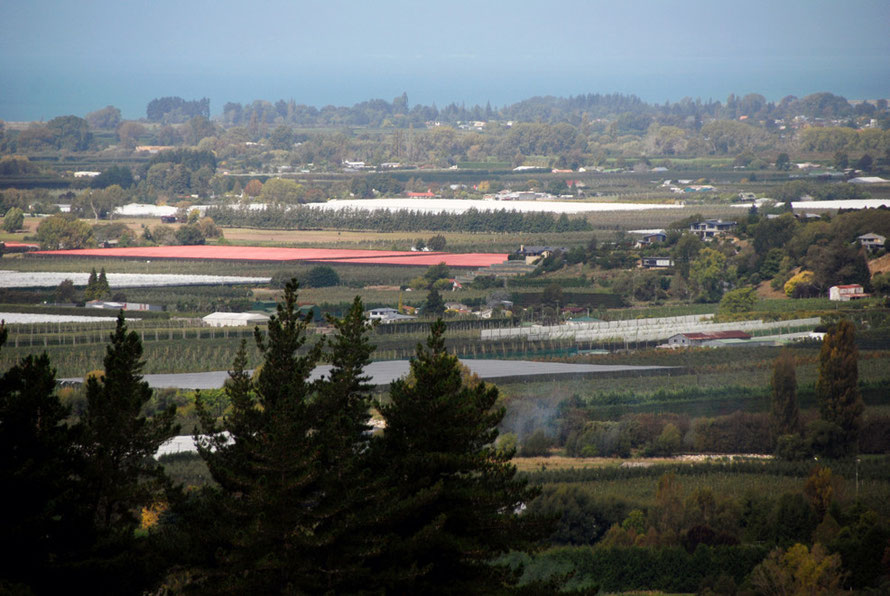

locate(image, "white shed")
(202, 312), (270, 327)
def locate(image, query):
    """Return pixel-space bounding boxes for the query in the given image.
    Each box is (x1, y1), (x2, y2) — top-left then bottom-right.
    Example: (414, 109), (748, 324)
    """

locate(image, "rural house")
(829, 284), (869, 301)
(857, 233), (886, 251)
(689, 220), (737, 240)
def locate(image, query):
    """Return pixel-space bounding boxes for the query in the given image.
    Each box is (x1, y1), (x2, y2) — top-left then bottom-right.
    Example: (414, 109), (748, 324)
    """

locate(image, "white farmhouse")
(828, 285), (868, 302)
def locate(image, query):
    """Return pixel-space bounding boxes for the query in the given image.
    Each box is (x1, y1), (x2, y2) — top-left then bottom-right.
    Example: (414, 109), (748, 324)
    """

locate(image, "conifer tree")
(770, 350), (801, 439)
(85, 267), (99, 300)
(195, 279), (324, 592)
(97, 267), (110, 299)
(0, 328), (86, 593)
(425, 286), (445, 316)
(77, 312), (178, 589)
(309, 296), (386, 592)
(374, 320), (544, 593)
(816, 319), (864, 456)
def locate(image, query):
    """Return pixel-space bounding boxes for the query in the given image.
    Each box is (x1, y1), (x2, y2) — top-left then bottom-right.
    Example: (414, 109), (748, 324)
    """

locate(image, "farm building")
(829, 284), (869, 302)
(86, 300), (162, 312)
(202, 312), (270, 327)
(366, 307), (416, 323)
(664, 330), (751, 348)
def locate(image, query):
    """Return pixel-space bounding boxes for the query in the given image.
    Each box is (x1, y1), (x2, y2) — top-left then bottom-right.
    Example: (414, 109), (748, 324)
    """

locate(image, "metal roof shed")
(202, 312), (271, 327)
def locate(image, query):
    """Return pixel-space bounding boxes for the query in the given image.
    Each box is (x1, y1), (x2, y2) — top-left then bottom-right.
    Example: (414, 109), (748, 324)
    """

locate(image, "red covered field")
(30, 245), (509, 268)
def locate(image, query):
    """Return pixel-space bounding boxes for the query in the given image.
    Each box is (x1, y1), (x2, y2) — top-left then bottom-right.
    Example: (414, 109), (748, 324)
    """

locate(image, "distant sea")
(2, 56), (888, 122)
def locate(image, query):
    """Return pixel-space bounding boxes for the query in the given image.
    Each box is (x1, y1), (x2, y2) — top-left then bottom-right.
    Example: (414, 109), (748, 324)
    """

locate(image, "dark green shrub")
(775, 433), (811, 461)
(519, 429), (553, 457)
(305, 265), (340, 288)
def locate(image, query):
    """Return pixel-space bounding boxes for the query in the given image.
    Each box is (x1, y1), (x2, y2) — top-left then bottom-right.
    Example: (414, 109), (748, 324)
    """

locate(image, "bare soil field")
(868, 253), (890, 275)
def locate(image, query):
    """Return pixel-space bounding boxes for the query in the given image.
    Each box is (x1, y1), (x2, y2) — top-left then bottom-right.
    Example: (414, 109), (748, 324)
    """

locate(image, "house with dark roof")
(635, 232), (667, 248)
(689, 220), (737, 240)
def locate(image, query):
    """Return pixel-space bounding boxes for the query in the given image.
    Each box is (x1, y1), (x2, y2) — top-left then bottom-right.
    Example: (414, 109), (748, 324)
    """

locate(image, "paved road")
(62, 359), (675, 390)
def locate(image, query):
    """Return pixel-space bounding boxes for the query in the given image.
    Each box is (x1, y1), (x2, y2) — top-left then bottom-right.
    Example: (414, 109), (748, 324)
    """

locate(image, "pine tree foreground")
(78, 312), (178, 591)
(0, 314), (178, 594)
(193, 285), (390, 593)
(375, 319), (543, 594)
(187, 283), (545, 593)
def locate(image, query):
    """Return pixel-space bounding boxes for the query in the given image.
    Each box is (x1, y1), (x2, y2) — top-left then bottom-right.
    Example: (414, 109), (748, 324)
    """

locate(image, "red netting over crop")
(31, 245), (509, 268)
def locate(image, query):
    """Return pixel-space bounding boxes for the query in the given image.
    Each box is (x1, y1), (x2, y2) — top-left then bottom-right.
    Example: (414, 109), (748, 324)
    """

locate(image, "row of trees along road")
(0, 281), (546, 594)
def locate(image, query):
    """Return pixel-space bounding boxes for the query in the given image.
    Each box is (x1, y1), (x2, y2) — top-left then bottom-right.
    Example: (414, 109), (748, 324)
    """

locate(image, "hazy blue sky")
(1, 0), (888, 121)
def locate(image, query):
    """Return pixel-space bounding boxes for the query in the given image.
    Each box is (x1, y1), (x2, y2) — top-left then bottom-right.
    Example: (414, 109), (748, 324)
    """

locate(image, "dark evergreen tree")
(770, 350), (801, 440)
(85, 267), (99, 300)
(194, 279), (324, 592)
(97, 267), (110, 298)
(77, 312), (178, 591)
(373, 320), (544, 593)
(0, 328), (86, 594)
(425, 287), (446, 316)
(309, 296), (387, 592)
(816, 319), (864, 456)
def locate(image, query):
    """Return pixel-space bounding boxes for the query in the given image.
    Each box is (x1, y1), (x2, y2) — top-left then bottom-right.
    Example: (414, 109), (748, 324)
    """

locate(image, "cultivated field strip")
(481, 315), (821, 343)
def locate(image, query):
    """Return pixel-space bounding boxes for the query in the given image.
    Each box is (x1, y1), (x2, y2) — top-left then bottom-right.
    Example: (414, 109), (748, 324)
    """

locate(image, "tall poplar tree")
(816, 319), (864, 456)
(770, 350), (801, 439)
(374, 320), (544, 593)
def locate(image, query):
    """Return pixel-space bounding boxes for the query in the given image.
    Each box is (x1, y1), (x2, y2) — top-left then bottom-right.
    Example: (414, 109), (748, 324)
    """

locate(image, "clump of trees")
(0, 286), (546, 593)
(36, 214), (95, 249)
(146, 97), (210, 123)
(83, 267), (110, 301)
(0, 314), (177, 593)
